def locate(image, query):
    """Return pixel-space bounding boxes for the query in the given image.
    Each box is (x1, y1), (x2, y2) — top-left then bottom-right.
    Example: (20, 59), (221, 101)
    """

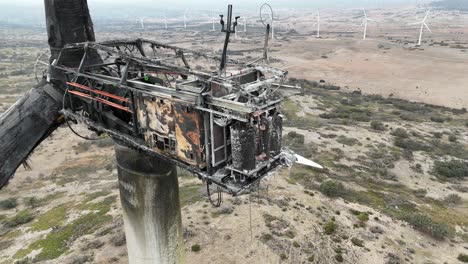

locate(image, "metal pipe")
(114, 143), (185, 264)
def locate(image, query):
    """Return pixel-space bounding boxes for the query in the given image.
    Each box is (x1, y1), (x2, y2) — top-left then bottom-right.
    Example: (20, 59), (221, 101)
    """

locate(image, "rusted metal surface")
(174, 104), (205, 167)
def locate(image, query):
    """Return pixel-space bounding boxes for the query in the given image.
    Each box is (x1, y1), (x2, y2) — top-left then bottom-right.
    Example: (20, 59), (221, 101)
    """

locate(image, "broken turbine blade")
(294, 154), (324, 169)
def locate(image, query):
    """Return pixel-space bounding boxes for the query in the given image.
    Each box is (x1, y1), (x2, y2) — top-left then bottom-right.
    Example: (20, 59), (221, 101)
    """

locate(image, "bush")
(394, 138), (431, 152)
(430, 223), (452, 240)
(335, 253), (343, 262)
(458, 254), (468, 262)
(319, 181), (346, 198)
(324, 221), (337, 235)
(191, 244), (201, 252)
(404, 213), (453, 240)
(307, 255), (315, 262)
(357, 212), (369, 222)
(442, 194), (462, 205)
(430, 116), (445, 123)
(110, 233), (126, 247)
(0, 198), (17, 209)
(370, 121), (385, 131)
(448, 135), (457, 142)
(336, 135), (359, 146)
(391, 128), (409, 138)
(4, 210), (34, 228)
(260, 233), (273, 242)
(433, 160), (468, 179)
(351, 237), (364, 247)
(24, 197), (40, 208)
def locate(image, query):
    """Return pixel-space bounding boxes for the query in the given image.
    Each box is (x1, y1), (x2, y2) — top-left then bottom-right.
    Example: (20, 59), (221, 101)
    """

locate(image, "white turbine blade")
(363, 9), (367, 19)
(423, 10), (430, 22)
(367, 18), (376, 22)
(408, 22), (421, 25)
(424, 23), (432, 33)
(294, 154), (324, 169)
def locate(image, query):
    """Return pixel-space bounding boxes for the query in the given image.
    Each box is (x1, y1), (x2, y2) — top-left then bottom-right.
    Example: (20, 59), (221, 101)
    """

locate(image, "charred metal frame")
(54, 34), (299, 195)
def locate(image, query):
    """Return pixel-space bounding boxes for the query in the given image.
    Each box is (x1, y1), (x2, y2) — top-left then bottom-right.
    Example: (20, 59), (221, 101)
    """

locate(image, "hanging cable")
(206, 182), (222, 207)
(62, 87), (101, 141)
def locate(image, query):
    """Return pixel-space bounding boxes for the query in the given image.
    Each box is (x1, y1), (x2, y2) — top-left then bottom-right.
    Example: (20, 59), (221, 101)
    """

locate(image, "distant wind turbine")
(140, 18), (145, 29)
(183, 13), (187, 30)
(409, 10), (432, 46)
(211, 13), (215, 31)
(361, 9), (375, 40)
(164, 11), (168, 30)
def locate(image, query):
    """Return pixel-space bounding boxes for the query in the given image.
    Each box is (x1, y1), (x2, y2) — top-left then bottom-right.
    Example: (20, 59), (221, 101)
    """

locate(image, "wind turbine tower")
(410, 10), (432, 46)
(184, 13), (187, 30)
(164, 11), (168, 30)
(243, 17), (247, 32)
(140, 18), (145, 29)
(361, 9), (375, 40)
(269, 14), (274, 42)
(211, 13), (215, 31)
(317, 10), (320, 38)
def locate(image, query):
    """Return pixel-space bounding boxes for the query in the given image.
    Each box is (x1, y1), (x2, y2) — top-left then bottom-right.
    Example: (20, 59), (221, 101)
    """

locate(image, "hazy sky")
(4, 0), (416, 9)
(0, 0), (423, 25)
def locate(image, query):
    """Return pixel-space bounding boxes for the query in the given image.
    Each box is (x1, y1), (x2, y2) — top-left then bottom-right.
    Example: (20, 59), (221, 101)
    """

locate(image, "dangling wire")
(206, 182), (222, 207)
(249, 193), (253, 242)
(62, 86), (101, 141)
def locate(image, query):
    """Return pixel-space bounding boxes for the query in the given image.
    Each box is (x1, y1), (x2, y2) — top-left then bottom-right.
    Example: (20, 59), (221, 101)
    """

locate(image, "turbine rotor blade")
(424, 23), (432, 33)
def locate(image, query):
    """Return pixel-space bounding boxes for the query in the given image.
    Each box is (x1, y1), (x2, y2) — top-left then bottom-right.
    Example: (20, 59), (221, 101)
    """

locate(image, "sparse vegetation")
(351, 237), (364, 247)
(0, 198), (18, 209)
(320, 181), (346, 198)
(370, 120), (385, 131)
(191, 244), (201, 252)
(433, 160), (468, 179)
(458, 254), (468, 263)
(3, 210), (34, 228)
(324, 221), (337, 235)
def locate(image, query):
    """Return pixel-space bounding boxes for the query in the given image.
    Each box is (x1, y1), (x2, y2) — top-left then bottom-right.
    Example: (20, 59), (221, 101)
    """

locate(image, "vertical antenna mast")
(218, 5), (240, 76)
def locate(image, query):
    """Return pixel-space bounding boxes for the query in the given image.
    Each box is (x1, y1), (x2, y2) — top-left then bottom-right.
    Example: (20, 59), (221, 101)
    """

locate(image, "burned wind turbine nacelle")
(51, 5), (321, 196)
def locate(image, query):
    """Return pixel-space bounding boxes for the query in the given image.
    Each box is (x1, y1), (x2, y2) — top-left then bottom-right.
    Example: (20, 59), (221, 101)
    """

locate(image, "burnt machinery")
(50, 5), (311, 195)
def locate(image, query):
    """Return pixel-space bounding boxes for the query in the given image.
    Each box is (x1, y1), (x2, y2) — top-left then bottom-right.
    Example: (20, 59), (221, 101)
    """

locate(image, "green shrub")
(320, 181), (346, 198)
(191, 244), (201, 252)
(0, 198), (18, 209)
(260, 233), (272, 242)
(308, 255), (315, 262)
(404, 213), (453, 240)
(324, 221), (337, 235)
(394, 138), (431, 152)
(351, 237), (364, 247)
(430, 116), (445, 123)
(442, 194), (462, 205)
(458, 254), (468, 262)
(280, 253), (288, 260)
(24, 197), (40, 208)
(433, 160), (468, 179)
(4, 210), (34, 228)
(391, 128), (409, 138)
(293, 241), (300, 248)
(430, 223), (453, 240)
(448, 135), (457, 142)
(336, 135), (359, 146)
(357, 212), (369, 222)
(335, 253), (343, 262)
(370, 121), (385, 131)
